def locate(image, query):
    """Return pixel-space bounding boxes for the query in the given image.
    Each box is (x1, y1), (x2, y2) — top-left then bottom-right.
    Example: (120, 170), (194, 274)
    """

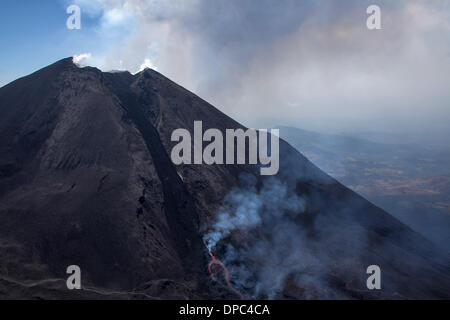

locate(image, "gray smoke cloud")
(203, 175), (306, 251)
(202, 172), (367, 299)
(203, 174), (306, 298)
(70, 0), (450, 140)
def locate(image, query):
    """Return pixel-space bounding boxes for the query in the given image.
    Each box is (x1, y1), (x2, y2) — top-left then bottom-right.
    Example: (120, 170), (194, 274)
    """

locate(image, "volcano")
(0, 58), (448, 299)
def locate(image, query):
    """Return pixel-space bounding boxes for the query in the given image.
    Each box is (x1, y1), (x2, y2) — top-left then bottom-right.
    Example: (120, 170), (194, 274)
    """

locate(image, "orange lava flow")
(208, 252), (244, 300)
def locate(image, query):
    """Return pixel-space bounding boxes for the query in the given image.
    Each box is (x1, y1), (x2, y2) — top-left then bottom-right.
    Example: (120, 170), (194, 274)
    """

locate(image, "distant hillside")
(278, 126), (450, 251)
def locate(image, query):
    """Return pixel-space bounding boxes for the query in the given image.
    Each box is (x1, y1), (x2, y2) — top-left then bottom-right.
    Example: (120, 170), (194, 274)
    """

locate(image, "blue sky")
(0, 1), (112, 86)
(1, 0), (449, 141)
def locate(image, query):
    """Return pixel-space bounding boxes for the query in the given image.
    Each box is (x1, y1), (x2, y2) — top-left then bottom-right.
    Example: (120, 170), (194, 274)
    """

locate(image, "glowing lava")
(208, 252), (244, 299)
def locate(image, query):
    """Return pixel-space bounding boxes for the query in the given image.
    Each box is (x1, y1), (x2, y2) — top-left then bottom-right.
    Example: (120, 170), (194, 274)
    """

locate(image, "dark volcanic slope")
(0, 58), (448, 299)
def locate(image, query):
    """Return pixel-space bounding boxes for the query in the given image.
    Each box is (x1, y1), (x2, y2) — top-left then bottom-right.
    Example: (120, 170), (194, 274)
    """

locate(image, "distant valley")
(278, 126), (450, 251)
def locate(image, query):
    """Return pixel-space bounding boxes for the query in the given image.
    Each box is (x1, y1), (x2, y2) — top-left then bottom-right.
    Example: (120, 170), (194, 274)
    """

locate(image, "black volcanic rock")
(0, 58), (448, 299)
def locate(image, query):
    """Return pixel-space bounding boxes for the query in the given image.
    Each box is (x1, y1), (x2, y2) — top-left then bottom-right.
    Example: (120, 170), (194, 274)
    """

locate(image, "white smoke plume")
(203, 174), (312, 298)
(73, 53), (93, 67)
(204, 175), (305, 251)
(138, 58), (158, 72)
(202, 166), (370, 299)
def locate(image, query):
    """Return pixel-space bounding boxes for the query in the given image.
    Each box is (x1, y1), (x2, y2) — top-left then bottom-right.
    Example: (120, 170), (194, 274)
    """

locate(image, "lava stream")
(208, 252), (244, 299)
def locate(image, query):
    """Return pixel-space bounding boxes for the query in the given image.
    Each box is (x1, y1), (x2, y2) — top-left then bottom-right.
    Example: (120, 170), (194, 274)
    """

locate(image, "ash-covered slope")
(0, 58), (448, 299)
